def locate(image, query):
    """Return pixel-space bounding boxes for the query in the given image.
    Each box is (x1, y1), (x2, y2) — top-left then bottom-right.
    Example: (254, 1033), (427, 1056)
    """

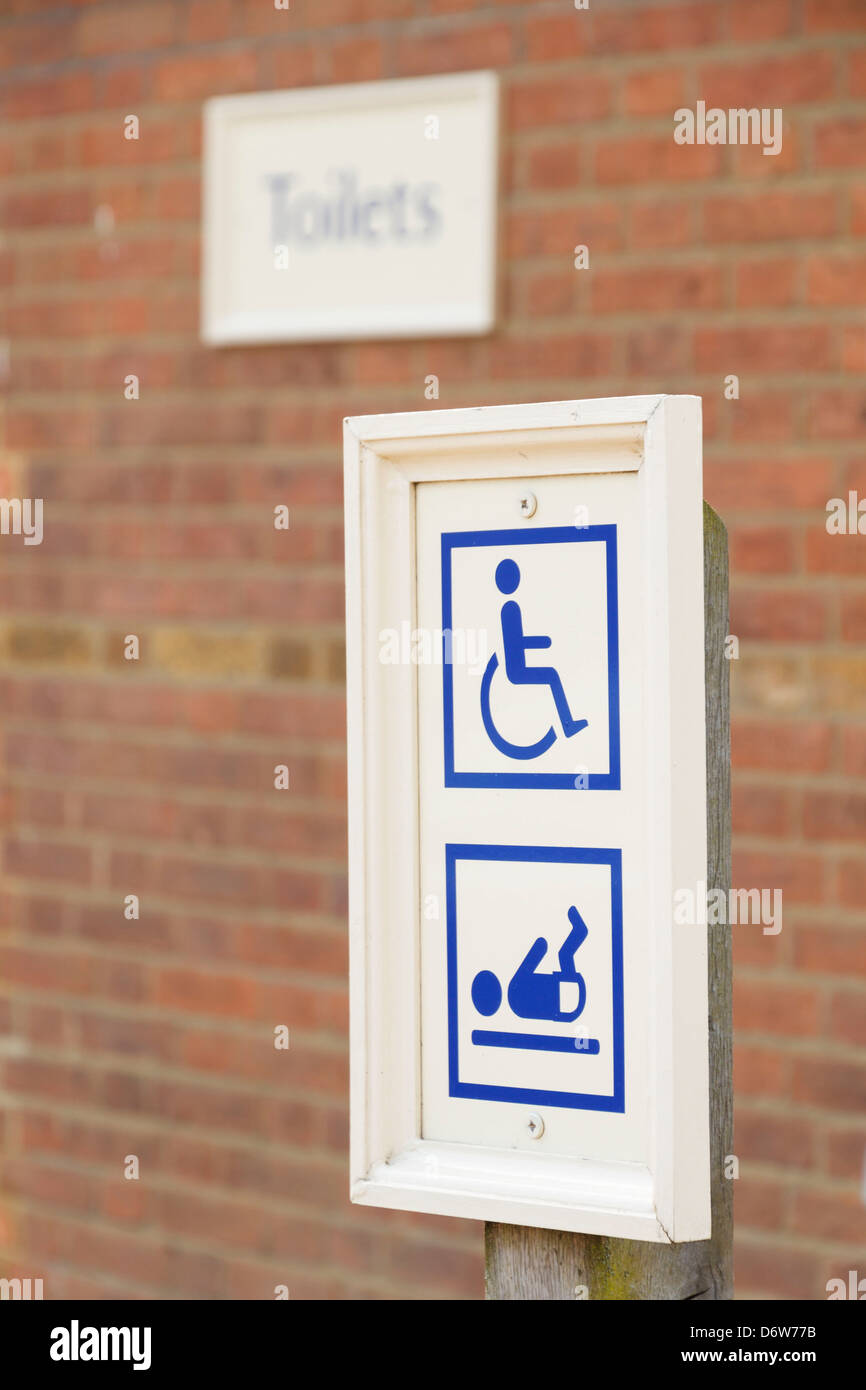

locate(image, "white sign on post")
(202, 73), (498, 345)
(345, 396), (711, 1241)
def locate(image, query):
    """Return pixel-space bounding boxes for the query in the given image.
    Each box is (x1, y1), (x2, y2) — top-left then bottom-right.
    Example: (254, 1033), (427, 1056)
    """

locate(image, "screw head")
(518, 491), (537, 519)
(527, 1112), (545, 1139)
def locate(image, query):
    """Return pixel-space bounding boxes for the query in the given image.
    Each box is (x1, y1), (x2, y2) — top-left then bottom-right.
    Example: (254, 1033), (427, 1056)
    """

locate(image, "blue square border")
(441, 525), (621, 790)
(446, 843), (625, 1113)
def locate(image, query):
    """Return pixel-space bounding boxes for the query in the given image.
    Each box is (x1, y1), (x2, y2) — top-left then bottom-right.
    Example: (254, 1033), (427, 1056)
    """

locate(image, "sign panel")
(345, 397), (710, 1241)
(202, 73), (498, 344)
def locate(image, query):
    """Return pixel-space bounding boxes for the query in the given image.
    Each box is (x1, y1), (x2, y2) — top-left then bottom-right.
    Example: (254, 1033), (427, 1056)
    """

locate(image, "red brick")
(590, 3), (724, 54)
(735, 1176), (787, 1230)
(843, 456), (866, 493)
(0, 17), (76, 68)
(808, 389), (866, 439)
(729, 526), (796, 574)
(815, 118), (866, 168)
(489, 333), (613, 380)
(842, 323), (866, 370)
(3, 188), (93, 229)
(99, 62), (148, 111)
(525, 13), (587, 62)
(628, 197), (693, 248)
(830, 993), (866, 1047)
(703, 190), (838, 243)
(736, 979), (822, 1037)
(733, 782), (795, 836)
(735, 1240), (822, 1300)
(735, 1044), (788, 1098)
(851, 184), (866, 233)
(798, 918), (865, 977)
(734, 924), (785, 981)
(395, 23), (513, 77)
(699, 53), (836, 107)
(806, 529), (866, 576)
(4, 839), (92, 887)
(842, 726), (866, 774)
(793, 1187), (866, 1244)
(592, 262), (723, 314)
(509, 74), (611, 128)
(507, 202), (622, 257)
(806, 791), (866, 840)
(731, 123), (803, 180)
(623, 66), (685, 116)
(79, 117), (191, 167)
(2, 1159), (94, 1214)
(715, 457), (834, 513)
(76, 3), (176, 55)
(827, 1126), (866, 1179)
(1, 71), (94, 119)
(152, 51), (258, 102)
(526, 139), (582, 190)
(730, 0), (794, 40)
(269, 44), (318, 88)
(694, 323), (830, 372)
(735, 1107), (816, 1169)
(732, 589), (828, 642)
(353, 342), (415, 386)
(524, 271), (576, 317)
(596, 134), (722, 185)
(733, 719), (832, 772)
(733, 850), (826, 904)
(794, 1057), (866, 1111)
(329, 37), (385, 84)
(730, 391), (799, 443)
(808, 253), (866, 304)
(849, 49), (866, 98)
(805, 0), (866, 34)
(184, 0), (235, 43)
(627, 324), (689, 375)
(813, 655), (866, 718)
(242, 0), (412, 31)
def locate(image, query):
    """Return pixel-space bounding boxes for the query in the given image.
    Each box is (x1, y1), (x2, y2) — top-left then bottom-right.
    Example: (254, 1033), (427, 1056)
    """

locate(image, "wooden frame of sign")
(344, 396), (712, 1242)
(201, 72), (499, 345)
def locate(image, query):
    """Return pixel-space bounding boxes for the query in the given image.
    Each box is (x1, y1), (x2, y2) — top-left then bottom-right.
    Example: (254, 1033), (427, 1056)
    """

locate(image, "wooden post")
(485, 503), (732, 1301)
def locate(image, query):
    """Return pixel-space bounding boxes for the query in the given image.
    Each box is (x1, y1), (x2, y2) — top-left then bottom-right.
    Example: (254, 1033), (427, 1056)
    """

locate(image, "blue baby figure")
(471, 905), (589, 1024)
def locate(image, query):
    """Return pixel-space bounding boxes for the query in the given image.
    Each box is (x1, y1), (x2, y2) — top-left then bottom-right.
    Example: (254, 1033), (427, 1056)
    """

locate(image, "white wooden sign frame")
(344, 396), (710, 1242)
(202, 72), (499, 345)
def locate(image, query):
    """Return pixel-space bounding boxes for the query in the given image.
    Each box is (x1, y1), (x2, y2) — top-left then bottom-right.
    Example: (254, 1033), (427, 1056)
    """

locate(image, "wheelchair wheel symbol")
(479, 653), (557, 760)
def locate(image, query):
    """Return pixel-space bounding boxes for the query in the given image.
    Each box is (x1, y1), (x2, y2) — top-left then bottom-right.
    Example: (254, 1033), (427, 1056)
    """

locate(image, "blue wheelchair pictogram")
(479, 558), (588, 760)
(441, 525), (621, 791)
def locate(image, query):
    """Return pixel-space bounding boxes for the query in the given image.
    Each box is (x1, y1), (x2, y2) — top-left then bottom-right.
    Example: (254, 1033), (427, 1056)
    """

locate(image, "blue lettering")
(359, 191), (385, 242)
(264, 173), (294, 245)
(265, 169), (443, 249)
(415, 182), (441, 238)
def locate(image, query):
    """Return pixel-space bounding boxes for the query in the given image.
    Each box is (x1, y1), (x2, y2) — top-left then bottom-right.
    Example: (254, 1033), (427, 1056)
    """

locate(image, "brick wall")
(0, 0), (864, 1300)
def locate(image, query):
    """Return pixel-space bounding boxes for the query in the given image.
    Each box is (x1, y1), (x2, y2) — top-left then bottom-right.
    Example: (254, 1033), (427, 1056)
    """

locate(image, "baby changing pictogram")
(446, 843), (624, 1112)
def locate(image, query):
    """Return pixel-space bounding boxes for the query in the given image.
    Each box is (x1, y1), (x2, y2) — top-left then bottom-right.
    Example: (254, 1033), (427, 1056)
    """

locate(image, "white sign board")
(345, 396), (711, 1241)
(202, 73), (498, 344)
